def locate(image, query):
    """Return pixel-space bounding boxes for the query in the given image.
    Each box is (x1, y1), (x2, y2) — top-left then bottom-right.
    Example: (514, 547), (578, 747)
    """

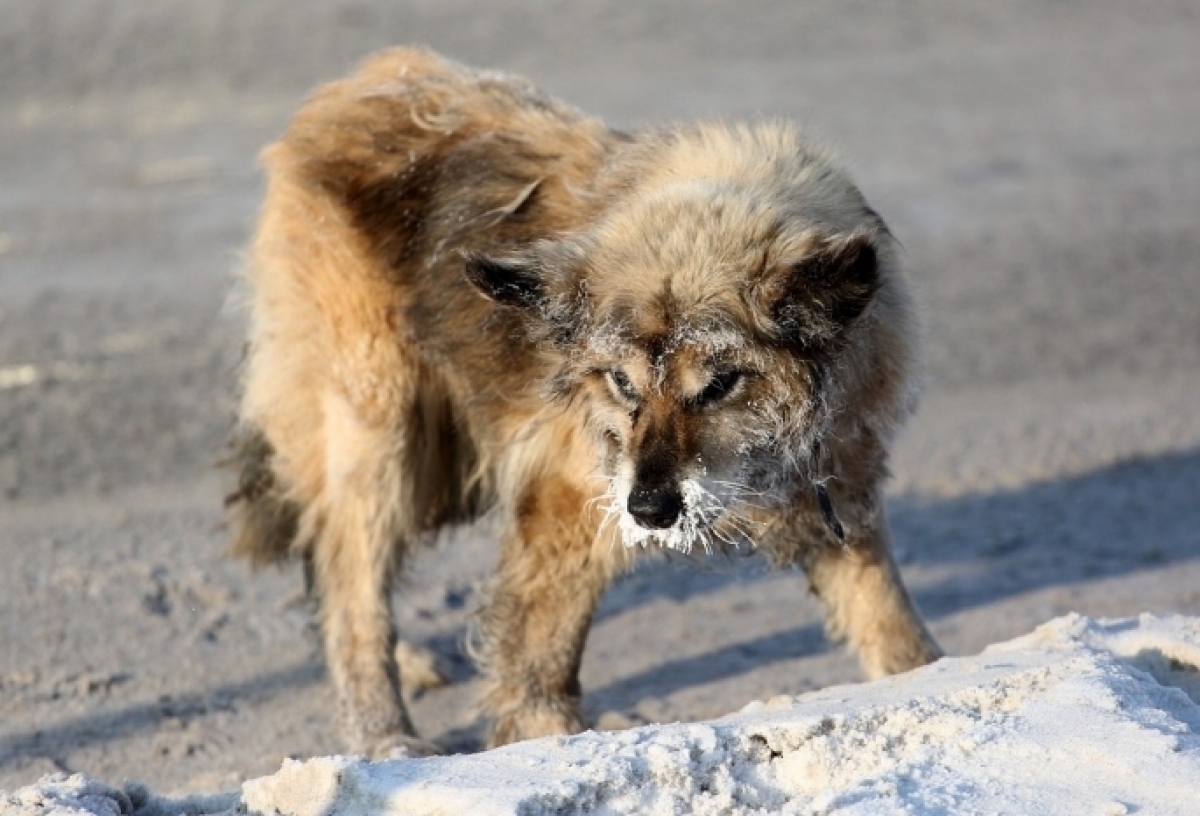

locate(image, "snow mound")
(6, 614), (1200, 816)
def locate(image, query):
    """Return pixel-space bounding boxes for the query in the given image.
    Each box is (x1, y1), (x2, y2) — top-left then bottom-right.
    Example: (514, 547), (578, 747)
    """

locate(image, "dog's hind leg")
(798, 502), (941, 678)
(306, 390), (431, 757)
(474, 474), (620, 748)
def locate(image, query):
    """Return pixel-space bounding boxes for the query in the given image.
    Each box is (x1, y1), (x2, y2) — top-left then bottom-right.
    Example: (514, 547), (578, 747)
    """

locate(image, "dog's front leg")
(474, 478), (617, 748)
(313, 526), (419, 756)
(309, 393), (430, 758)
(799, 502), (942, 678)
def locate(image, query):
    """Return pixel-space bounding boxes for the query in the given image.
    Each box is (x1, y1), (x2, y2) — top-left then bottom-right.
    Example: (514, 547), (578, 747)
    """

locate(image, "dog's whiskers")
(584, 474), (776, 555)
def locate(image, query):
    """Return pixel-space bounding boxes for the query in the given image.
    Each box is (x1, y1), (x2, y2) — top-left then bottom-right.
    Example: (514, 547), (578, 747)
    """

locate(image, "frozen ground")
(2, 0), (1199, 798)
(8, 614), (1200, 814)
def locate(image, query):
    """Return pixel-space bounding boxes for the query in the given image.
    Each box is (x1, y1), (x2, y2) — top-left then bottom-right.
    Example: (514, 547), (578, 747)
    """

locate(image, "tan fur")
(229, 47), (940, 754)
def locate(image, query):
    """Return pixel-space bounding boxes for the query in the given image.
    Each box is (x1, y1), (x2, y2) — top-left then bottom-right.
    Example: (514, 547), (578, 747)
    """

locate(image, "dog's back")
(228, 48), (621, 566)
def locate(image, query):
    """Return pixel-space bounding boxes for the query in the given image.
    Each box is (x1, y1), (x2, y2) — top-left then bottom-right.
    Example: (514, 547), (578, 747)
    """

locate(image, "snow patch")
(6, 614), (1200, 816)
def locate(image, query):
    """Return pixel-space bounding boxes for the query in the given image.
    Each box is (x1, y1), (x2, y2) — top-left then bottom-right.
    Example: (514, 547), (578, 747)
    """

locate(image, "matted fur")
(228, 47), (941, 755)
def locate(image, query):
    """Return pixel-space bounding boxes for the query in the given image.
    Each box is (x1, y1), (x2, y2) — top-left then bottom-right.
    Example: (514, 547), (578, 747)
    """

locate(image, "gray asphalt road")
(2, 0), (1198, 794)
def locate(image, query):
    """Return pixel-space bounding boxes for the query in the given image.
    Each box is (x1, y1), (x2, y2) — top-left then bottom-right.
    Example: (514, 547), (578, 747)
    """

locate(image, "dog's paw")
(486, 704), (585, 749)
(366, 732), (441, 760)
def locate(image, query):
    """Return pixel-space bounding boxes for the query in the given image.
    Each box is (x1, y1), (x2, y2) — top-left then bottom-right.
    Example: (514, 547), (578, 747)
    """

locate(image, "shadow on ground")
(600, 447), (1200, 621)
(585, 447), (1200, 708)
(0, 664), (325, 773)
(2, 449), (1196, 765)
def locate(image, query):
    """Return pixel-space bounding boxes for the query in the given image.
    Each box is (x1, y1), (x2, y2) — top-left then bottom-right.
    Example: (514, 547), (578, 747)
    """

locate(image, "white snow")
(6, 614), (1200, 816)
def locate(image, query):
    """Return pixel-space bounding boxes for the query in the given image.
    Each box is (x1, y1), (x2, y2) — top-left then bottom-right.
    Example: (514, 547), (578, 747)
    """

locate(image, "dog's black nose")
(627, 485), (683, 529)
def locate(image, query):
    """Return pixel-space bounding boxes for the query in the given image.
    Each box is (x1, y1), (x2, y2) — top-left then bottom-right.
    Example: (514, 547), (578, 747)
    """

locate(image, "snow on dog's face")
(465, 129), (888, 551)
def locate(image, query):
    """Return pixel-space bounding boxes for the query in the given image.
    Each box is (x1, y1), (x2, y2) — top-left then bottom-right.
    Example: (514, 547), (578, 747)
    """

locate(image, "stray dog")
(226, 47), (941, 756)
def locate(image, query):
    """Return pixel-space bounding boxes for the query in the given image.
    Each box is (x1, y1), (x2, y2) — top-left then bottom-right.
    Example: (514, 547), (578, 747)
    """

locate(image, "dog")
(226, 47), (941, 756)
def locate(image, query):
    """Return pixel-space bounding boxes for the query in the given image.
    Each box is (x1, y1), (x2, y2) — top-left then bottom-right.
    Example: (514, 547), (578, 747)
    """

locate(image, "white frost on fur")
(584, 320), (633, 358)
(668, 323), (747, 356)
(604, 475), (727, 554)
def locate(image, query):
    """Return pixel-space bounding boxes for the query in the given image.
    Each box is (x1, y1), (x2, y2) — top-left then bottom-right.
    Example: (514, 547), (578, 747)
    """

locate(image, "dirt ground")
(2, 0), (1198, 795)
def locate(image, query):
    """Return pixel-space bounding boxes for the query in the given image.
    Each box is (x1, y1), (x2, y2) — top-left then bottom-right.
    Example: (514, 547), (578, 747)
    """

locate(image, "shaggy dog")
(226, 47), (941, 756)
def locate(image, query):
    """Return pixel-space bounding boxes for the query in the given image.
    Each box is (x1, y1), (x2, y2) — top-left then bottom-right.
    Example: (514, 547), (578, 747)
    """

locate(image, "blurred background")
(2, 0), (1198, 793)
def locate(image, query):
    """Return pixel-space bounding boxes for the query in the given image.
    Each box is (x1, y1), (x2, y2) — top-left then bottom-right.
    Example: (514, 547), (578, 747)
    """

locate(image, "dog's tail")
(223, 426), (300, 567)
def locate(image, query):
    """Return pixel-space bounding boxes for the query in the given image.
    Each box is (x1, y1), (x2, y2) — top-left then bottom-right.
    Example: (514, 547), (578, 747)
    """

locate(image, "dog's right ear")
(464, 254), (547, 311)
(464, 245), (591, 347)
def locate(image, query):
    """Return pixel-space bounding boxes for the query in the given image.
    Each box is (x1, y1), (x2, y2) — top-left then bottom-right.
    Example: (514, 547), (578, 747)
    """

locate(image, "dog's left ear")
(760, 233), (881, 349)
(464, 254), (547, 311)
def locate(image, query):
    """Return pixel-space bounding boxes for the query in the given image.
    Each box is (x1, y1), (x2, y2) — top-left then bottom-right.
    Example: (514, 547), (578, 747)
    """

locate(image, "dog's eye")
(606, 369), (639, 402)
(693, 371), (742, 407)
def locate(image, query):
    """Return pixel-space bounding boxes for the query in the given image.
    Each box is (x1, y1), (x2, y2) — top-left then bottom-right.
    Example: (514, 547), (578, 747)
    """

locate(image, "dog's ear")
(464, 254), (547, 311)
(760, 233), (881, 349)
(464, 243), (590, 346)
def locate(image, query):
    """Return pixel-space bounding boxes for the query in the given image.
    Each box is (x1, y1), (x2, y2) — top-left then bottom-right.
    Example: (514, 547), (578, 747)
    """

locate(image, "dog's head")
(465, 125), (902, 550)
